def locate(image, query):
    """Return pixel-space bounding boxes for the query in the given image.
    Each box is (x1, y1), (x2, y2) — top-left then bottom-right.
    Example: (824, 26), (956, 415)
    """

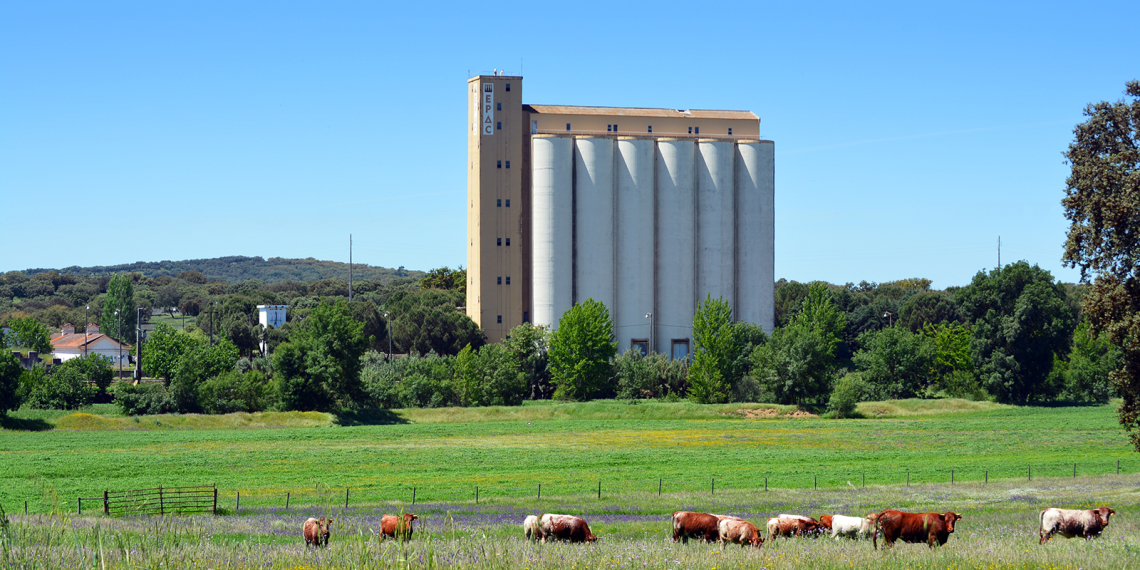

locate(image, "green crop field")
(1, 400), (1134, 513)
(3, 400), (1140, 568)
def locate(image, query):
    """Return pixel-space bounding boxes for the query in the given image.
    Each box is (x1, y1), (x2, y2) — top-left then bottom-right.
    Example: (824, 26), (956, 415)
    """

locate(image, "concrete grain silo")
(697, 139), (736, 311)
(467, 75), (773, 347)
(572, 136), (615, 312)
(531, 134), (573, 330)
(615, 136), (656, 353)
(655, 138), (697, 357)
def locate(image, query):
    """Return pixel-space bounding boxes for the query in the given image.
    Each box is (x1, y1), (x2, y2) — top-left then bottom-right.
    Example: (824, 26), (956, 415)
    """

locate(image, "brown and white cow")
(717, 517), (763, 549)
(540, 514), (598, 543)
(672, 511), (721, 543)
(523, 515), (543, 541)
(1039, 507), (1115, 543)
(766, 517), (821, 541)
(829, 513), (877, 540)
(380, 513), (418, 541)
(873, 510), (961, 549)
(817, 515), (833, 531)
(302, 517), (333, 547)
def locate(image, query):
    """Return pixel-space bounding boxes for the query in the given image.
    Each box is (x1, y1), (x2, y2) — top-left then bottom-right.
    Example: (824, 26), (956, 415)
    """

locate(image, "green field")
(1, 400), (1133, 514)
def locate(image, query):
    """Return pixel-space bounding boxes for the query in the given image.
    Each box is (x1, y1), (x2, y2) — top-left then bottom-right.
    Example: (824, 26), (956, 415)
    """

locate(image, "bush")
(63, 354), (115, 392)
(111, 381), (176, 415)
(940, 370), (988, 401)
(19, 364), (98, 410)
(828, 373), (869, 418)
(199, 370), (272, 414)
(0, 351), (24, 415)
(614, 351), (689, 400)
(360, 351), (458, 409)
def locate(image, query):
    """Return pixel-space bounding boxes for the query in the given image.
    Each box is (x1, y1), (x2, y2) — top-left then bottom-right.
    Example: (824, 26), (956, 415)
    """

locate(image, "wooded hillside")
(19, 256), (422, 284)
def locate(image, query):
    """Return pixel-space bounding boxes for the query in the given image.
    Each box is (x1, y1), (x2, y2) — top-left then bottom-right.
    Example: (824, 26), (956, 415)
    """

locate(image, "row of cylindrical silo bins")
(531, 135), (573, 331)
(529, 135), (774, 348)
(615, 137), (655, 353)
(574, 137), (615, 315)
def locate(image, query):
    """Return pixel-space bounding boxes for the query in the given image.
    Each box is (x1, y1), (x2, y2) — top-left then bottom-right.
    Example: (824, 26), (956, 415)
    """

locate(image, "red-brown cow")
(540, 514), (598, 543)
(873, 510), (961, 549)
(766, 517), (821, 541)
(718, 517), (763, 549)
(672, 511), (721, 543)
(817, 515), (833, 531)
(380, 513), (418, 541)
(1039, 507), (1115, 543)
(302, 517), (333, 547)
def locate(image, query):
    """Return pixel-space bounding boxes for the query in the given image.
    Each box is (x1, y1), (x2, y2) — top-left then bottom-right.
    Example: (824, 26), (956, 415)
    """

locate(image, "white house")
(51, 323), (131, 366)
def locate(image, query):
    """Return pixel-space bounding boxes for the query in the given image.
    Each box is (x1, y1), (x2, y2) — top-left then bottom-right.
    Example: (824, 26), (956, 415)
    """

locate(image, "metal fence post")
(764, 477), (767, 492)
(1074, 463), (1077, 478)
(862, 473), (865, 488)
(1118, 459), (1121, 475)
(537, 485), (540, 500)
(77, 497), (81, 515)
(236, 491), (240, 513)
(159, 486), (164, 516)
(985, 470), (988, 485)
(1028, 466), (1032, 482)
(286, 492), (290, 510)
(906, 472), (909, 487)
(658, 479), (661, 496)
(712, 478), (715, 495)
(213, 486), (218, 515)
(345, 488), (349, 509)
(814, 476), (817, 490)
(103, 491), (109, 515)
(597, 481), (601, 499)
(476, 487), (479, 505)
(413, 487), (417, 505)
(951, 470), (954, 484)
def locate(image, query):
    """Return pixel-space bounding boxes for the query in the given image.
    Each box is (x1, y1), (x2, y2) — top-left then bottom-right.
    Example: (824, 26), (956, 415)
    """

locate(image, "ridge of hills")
(19, 255), (424, 284)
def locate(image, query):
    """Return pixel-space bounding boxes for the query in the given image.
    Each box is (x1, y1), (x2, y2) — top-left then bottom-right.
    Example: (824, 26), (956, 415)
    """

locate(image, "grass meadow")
(2, 399), (1138, 568)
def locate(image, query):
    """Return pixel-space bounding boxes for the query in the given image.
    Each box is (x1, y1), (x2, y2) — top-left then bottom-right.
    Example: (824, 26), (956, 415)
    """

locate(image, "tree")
(504, 323), (551, 400)
(1059, 321), (1121, 403)
(101, 274), (137, 344)
(752, 283), (844, 405)
(384, 289), (484, 356)
(0, 351), (23, 415)
(420, 267), (467, 293)
(1061, 81), (1140, 448)
(688, 295), (740, 403)
(922, 321), (978, 397)
(548, 298), (616, 400)
(168, 338), (240, 412)
(141, 324), (206, 383)
(3, 316), (53, 354)
(455, 343), (526, 406)
(19, 362), (98, 410)
(899, 291), (965, 333)
(852, 326), (933, 399)
(273, 299), (368, 411)
(957, 261), (1077, 403)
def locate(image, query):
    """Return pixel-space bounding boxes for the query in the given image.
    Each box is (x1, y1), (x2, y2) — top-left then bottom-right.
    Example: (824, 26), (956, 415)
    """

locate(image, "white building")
(50, 323), (131, 365)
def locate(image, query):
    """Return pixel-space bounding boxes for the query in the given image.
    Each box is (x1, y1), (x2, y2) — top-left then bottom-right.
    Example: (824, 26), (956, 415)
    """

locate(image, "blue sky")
(2, 1), (1136, 288)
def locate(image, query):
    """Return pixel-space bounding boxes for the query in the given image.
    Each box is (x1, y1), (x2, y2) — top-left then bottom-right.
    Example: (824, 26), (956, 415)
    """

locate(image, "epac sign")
(482, 83), (494, 136)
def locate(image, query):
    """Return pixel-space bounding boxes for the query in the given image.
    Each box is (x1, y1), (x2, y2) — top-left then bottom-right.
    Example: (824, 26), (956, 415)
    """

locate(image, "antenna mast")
(997, 236), (1001, 270)
(349, 234), (353, 302)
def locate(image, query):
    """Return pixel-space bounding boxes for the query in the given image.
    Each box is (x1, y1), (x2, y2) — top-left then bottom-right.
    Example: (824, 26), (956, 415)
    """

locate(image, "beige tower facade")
(467, 75), (529, 342)
(468, 75), (774, 347)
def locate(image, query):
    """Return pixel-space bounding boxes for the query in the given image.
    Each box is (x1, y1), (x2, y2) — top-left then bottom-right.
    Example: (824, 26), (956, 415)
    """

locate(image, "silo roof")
(524, 105), (757, 120)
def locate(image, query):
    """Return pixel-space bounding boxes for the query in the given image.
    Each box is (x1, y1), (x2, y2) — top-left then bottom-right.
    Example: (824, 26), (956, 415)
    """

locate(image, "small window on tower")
(497, 121), (501, 130)
(506, 161), (511, 168)
(524, 311), (529, 323)
(506, 276), (511, 284)
(728, 128), (733, 135)
(497, 277), (502, 285)
(505, 199), (510, 207)
(688, 126), (692, 134)
(607, 125), (611, 132)
(648, 125), (653, 133)
(497, 199), (501, 207)
(497, 238), (502, 246)
(497, 103), (501, 111)
(613, 123), (618, 132)
(497, 160), (502, 168)
(505, 238), (511, 246)
(695, 126), (700, 135)
(497, 315), (502, 323)
(566, 123), (571, 131)
(505, 83), (510, 91)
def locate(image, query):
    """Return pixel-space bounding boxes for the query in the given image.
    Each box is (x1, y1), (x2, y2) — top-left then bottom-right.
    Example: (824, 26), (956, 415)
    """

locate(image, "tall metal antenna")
(998, 236), (1001, 270)
(349, 234), (353, 302)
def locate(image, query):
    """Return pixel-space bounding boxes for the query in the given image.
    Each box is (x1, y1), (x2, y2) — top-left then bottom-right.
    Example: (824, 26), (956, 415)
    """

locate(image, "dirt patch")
(731, 408), (819, 419)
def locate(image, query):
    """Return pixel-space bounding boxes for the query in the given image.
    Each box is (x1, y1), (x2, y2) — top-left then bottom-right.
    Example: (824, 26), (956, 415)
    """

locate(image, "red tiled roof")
(524, 105), (758, 121)
(51, 333), (131, 350)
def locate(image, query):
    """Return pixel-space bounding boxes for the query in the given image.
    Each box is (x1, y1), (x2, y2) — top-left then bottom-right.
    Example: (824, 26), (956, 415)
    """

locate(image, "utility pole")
(384, 311), (392, 358)
(115, 310), (122, 379)
(136, 307), (144, 380)
(208, 302), (216, 346)
(645, 312), (653, 355)
(84, 306), (89, 358)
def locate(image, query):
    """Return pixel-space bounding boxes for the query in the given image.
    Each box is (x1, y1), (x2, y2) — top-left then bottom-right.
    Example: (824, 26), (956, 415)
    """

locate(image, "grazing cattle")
(829, 514), (877, 540)
(717, 517), (763, 549)
(1039, 507), (1115, 543)
(523, 515), (543, 541)
(873, 510), (961, 549)
(672, 511), (721, 543)
(302, 517), (333, 547)
(766, 517), (820, 541)
(380, 513), (418, 541)
(540, 514), (598, 543)
(817, 515), (833, 531)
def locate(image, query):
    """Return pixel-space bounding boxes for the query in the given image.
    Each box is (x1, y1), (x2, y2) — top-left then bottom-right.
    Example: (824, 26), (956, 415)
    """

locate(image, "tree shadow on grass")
(333, 408), (410, 426)
(0, 416), (53, 431)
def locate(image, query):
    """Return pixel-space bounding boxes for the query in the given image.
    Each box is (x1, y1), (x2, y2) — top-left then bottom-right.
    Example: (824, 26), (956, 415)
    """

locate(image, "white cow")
(829, 514), (876, 540)
(523, 515), (542, 541)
